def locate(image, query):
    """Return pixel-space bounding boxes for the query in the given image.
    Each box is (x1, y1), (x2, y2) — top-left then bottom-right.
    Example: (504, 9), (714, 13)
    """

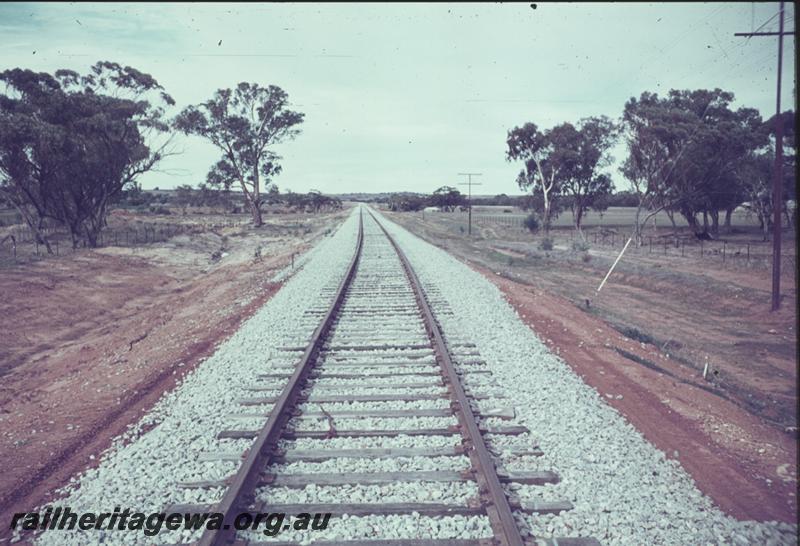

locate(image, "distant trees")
(174, 83), (304, 227)
(506, 117), (617, 236)
(430, 186), (465, 212)
(281, 189), (342, 212)
(173, 184), (194, 214)
(738, 152), (774, 240)
(762, 110), (796, 230)
(504, 88), (795, 242)
(557, 116), (618, 234)
(506, 123), (559, 234)
(0, 62), (174, 248)
(387, 193), (427, 212)
(305, 190), (343, 212)
(620, 88), (793, 242)
(737, 111), (796, 240)
(169, 183), (341, 214)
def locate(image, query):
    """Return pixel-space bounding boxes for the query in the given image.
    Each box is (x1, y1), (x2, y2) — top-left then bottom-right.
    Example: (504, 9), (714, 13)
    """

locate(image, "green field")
(467, 206), (761, 229)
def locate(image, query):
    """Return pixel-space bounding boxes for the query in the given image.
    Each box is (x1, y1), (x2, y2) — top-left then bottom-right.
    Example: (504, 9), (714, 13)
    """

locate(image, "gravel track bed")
(322, 351), (434, 361)
(222, 416), (268, 429)
(268, 455), (470, 475)
(33, 213), (360, 546)
(287, 416), (457, 431)
(315, 364), (436, 373)
(375, 209), (798, 545)
(329, 330), (425, 336)
(297, 399), (451, 412)
(280, 434), (459, 451)
(305, 376), (439, 387)
(255, 481), (479, 505)
(299, 386), (446, 397)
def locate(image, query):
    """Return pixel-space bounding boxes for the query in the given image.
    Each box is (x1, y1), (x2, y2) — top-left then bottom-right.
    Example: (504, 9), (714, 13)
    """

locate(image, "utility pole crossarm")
(458, 173), (482, 236)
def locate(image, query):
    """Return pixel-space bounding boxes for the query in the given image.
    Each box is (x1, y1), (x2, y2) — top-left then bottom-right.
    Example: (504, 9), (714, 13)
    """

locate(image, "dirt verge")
(387, 211), (797, 523)
(482, 268), (796, 522)
(0, 212), (345, 532)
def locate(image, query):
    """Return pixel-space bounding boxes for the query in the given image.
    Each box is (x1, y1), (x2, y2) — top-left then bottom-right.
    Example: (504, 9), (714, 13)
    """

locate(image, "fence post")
(681, 241), (684, 257)
(746, 243), (750, 264)
(723, 242), (726, 263)
(55, 241), (59, 256)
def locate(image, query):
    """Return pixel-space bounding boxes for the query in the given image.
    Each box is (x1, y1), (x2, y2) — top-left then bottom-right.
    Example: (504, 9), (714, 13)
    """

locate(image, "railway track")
(171, 208), (599, 546)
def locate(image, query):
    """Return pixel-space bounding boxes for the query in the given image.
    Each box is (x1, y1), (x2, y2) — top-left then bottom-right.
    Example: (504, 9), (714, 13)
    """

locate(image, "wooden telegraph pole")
(735, 1), (795, 310)
(458, 173), (482, 235)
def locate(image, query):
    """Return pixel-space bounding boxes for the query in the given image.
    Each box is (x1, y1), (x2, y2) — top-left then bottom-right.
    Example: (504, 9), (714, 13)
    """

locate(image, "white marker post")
(596, 237), (633, 294)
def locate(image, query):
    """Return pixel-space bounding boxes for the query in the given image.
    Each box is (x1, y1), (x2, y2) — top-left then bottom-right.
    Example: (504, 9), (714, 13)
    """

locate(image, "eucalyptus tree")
(430, 186), (465, 212)
(505, 123), (561, 235)
(0, 62), (174, 248)
(175, 83), (304, 226)
(621, 88), (764, 240)
(555, 116), (618, 234)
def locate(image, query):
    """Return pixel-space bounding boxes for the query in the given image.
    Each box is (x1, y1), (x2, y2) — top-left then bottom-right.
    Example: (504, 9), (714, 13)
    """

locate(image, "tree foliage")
(0, 62), (174, 248)
(430, 186), (465, 212)
(387, 193), (427, 211)
(506, 122), (567, 234)
(174, 83), (303, 226)
(552, 116), (618, 233)
(620, 88), (777, 239)
(281, 189), (342, 212)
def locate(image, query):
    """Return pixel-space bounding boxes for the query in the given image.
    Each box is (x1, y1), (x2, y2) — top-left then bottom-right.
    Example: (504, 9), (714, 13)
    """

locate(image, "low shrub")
(538, 237), (554, 251)
(619, 326), (656, 345)
(571, 239), (590, 252)
(523, 213), (539, 233)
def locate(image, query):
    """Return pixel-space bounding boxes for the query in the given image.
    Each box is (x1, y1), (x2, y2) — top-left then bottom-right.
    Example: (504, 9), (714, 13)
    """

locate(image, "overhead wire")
(595, 3), (729, 99)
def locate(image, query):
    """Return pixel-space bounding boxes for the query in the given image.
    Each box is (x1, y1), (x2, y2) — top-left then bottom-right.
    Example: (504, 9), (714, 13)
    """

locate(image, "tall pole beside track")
(458, 173), (482, 235)
(735, 1), (794, 310)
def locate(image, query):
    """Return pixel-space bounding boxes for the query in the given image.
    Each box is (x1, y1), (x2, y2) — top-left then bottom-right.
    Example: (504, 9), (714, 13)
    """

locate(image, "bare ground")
(388, 210), (797, 523)
(0, 210), (347, 532)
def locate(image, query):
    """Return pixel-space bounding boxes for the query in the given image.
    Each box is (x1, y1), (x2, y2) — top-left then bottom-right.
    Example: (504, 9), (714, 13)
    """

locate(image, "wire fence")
(582, 230), (797, 272)
(473, 214), (797, 273)
(475, 214), (526, 228)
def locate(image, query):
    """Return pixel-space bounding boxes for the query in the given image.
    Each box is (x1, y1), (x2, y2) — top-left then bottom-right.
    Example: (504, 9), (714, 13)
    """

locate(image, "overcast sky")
(1, 2), (796, 195)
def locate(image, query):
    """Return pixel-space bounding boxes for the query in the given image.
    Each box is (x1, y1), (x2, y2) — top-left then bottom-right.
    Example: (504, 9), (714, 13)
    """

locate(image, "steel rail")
(197, 210), (365, 546)
(367, 209), (526, 546)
